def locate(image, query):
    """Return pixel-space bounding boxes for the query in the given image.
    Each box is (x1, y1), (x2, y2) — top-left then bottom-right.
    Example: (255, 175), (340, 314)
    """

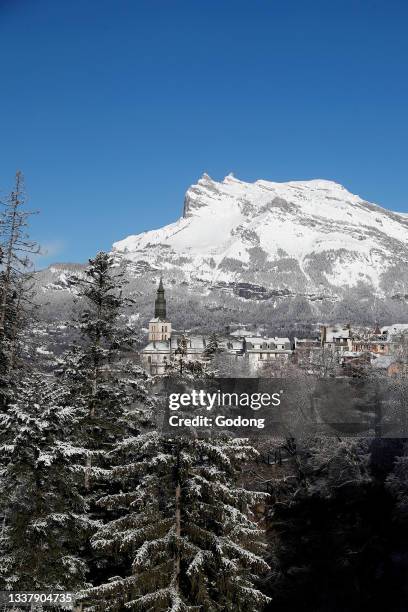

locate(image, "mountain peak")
(197, 172), (213, 184)
(182, 174), (362, 218)
(113, 173), (408, 298)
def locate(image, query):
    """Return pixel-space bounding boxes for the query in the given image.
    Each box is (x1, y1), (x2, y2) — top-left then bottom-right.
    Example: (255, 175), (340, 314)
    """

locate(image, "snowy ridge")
(112, 173), (408, 297)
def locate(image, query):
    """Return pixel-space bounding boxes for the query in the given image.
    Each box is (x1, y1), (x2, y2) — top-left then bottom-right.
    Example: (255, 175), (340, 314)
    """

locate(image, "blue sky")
(0, 0), (407, 267)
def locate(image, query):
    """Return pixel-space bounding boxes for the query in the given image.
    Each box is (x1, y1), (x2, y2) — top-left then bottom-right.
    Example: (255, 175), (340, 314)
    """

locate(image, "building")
(147, 278), (172, 342)
(351, 338), (390, 355)
(245, 336), (292, 372)
(219, 337), (245, 355)
(320, 325), (352, 352)
(370, 354), (402, 377)
(141, 279), (172, 375)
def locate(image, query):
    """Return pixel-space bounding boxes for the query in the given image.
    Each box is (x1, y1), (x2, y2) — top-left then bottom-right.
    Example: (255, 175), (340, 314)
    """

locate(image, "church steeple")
(148, 277), (171, 343)
(154, 277), (167, 319)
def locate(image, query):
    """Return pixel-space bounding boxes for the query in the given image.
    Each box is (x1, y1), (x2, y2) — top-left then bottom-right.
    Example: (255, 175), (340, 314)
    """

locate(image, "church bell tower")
(148, 277), (172, 342)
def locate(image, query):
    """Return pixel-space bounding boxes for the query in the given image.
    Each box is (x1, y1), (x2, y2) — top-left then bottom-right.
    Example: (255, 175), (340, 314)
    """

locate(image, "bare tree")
(310, 345), (339, 378)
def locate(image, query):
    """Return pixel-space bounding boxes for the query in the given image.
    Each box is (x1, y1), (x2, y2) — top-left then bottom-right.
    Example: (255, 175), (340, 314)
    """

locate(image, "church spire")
(154, 276), (167, 319)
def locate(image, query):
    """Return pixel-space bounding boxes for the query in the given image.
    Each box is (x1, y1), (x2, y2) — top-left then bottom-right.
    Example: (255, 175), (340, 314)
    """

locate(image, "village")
(140, 280), (408, 378)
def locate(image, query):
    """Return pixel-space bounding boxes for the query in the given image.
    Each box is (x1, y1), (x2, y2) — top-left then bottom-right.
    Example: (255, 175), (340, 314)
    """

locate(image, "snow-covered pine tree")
(173, 334), (189, 375)
(80, 431), (270, 611)
(0, 171), (39, 408)
(165, 357), (207, 378)
(59, 251), (139, 491)
(203, 332), (221, 360)
(59, 252), (155, 585)
(166, 334), (213, 377)
(0, 372), (94, 591)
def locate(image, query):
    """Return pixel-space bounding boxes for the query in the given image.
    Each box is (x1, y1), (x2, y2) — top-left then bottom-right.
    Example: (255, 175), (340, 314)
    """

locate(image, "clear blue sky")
(0, 0), (407, 267)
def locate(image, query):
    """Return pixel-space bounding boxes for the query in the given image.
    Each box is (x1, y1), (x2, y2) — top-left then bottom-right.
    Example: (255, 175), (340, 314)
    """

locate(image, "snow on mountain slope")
(112, 173), (408, 298)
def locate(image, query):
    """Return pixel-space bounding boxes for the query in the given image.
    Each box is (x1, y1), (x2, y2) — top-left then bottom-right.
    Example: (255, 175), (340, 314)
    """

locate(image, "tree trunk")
(175, 482), (181, 584)
(173, 443), (181, 593)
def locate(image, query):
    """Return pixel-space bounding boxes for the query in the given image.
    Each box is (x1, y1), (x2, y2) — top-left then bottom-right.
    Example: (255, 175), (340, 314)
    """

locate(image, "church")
(140, 278), (209, 375)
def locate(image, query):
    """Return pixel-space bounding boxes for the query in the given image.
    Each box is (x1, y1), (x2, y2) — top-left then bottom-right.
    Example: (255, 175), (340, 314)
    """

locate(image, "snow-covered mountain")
(34, 174), (408, 332)
(113, 173), (408, 301)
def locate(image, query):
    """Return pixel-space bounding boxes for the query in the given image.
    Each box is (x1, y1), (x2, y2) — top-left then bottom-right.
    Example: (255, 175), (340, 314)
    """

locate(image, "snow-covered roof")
(332, 331), (350, 339)
(323, 326), (351, 341)
(294, 337), (320, 347)
(381, 324), (408, 337)
(245, 336), (291, 349)
(230, 329), (254, 337)
(371, 355), (396, 369)
(246, 336), (290, 343)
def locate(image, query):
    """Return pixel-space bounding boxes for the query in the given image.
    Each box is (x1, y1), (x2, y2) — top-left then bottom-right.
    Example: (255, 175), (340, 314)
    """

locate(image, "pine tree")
(203, 332), (221, 360)
(173, 334), (189, 375)
(59, 252), (138, 491)
(59, 252), (155, 586)
(0, 372), (93, 590)
(165, 357), (207, 378)
(80, 431), (270, 611)
(0, 171), (39, 408)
